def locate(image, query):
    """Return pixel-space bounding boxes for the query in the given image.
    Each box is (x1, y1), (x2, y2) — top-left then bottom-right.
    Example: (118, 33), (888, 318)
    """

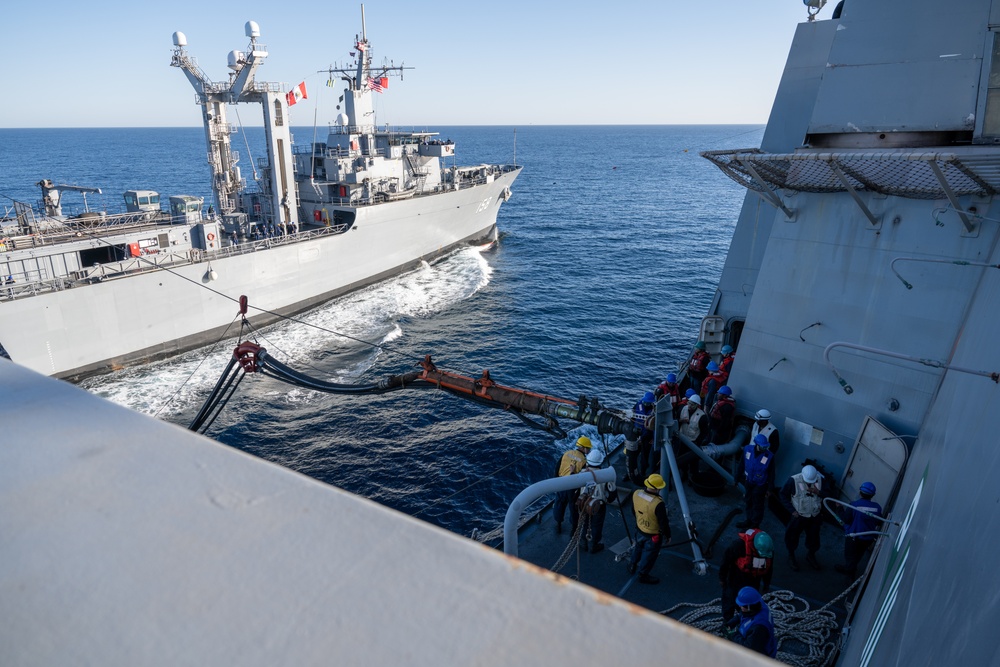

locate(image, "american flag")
(366, 76), (386, 93)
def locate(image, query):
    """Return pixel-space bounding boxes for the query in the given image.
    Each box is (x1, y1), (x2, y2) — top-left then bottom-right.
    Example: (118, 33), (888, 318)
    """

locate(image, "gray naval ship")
(1, 0), (998, 665)
(514, 0), (1000, 662)
(0, 9), (519, 381)
(698, 1), (999, 661)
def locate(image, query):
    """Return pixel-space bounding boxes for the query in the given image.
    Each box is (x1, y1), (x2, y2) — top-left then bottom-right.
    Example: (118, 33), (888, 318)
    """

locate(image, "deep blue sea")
(0, 125), (759, 535)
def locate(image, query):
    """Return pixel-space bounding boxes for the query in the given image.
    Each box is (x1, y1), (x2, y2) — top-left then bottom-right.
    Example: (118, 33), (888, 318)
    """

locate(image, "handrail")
(0, 225), (349, 302)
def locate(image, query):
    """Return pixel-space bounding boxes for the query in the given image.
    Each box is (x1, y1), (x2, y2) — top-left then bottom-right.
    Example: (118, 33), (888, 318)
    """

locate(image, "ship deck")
(509, 450), (862, 663)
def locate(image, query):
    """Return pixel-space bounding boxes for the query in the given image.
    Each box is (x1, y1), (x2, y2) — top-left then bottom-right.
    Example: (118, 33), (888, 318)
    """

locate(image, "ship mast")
(321, 5), (411, 156)
(170, 22), (298, 227)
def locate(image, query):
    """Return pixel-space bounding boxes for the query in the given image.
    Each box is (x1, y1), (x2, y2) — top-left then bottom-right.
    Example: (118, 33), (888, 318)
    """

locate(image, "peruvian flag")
(286, 82), (307, 106)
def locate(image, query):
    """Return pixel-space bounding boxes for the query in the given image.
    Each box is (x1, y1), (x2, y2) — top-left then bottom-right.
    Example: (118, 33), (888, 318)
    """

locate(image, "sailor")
(736, 434), (775, 529)
(625, 392), (656, 484)
(719, 344), (736, 378)
(577, 448), (616, 554)
(688, 341), (711, 394)
(552, 436), (592, 535)
(750, 409), (781, 454)
(719, 529), (774, 626)
(627, 474), (671, 584)
(654, 372), (680, 416)
(727, 587), (778, 658)
(700, 361), (726, 408)
(708, 385), (737, 445)
(835, 481), (884, 577)
(779, 464), (828, 571)
(677, 394), (708, 447)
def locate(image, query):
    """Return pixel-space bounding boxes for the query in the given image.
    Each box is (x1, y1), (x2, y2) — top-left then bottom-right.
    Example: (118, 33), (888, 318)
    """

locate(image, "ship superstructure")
(171, 20), (296, 229)
(689, 1), (1000, 663)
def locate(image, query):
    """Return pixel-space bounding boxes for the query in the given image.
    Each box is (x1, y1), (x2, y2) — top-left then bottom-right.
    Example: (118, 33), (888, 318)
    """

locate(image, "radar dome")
(245, 21), (260, 38)
(335, 113), (349, 126)
(172, 31), (187, 47)
(227, 51), (244, 70)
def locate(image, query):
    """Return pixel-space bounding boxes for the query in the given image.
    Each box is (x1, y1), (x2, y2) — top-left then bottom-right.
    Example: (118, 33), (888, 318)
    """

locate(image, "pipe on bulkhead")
(674, 428), (749, 487)
(503, 468), (616, 558)
(823, 341), (1000, 395)
(700, 426), (751, 460)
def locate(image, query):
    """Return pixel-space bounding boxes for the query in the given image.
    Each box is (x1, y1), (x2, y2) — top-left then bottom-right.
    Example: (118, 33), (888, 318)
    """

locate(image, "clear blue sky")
(0, 1), (832, 128)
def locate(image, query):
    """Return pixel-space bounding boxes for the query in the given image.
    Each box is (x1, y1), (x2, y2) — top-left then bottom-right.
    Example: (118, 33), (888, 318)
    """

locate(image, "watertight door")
(840, 416), (908, 507)
(698, 315), (726, 356)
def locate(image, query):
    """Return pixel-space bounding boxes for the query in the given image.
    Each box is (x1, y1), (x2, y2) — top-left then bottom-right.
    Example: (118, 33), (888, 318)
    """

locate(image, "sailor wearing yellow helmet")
(627, 473), (672, 584)
(552, 436), (592, 534)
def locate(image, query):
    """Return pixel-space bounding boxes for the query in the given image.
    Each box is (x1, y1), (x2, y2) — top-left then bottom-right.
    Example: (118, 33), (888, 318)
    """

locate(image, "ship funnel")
(245, 21), (260, 38)
(172, 31), (187, 47)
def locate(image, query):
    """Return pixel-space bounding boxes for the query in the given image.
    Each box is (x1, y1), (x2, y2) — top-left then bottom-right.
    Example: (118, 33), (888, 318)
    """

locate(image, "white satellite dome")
(227, 50), (244, 70)
(245, 21), (260, 38)
(172, 31), (187, 47)
(335, 113), (349, 126)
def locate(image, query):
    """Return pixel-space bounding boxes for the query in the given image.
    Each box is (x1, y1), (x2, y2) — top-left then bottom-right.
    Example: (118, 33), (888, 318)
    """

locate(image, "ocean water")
(0, 125), (759, 534)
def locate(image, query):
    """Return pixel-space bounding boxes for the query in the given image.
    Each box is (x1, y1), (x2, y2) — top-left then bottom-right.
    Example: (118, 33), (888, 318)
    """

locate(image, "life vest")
(751, 422), (776, 442)
(582, 475), (615, 503)
(679, 406), (705, 442)
(656, 383), (679, 406)
(689, 350), (710, 374)
(739, 605), (778, 658)
(701, 374), (723, 398)
(579, 473), (615, 516)
(633, 489), (664, 535)
(720, 353), (735, 375)
(632, 402), (652, 428)
(742, 444), (772, 486)
(710, 396), (735, 422)
(735, 529), (773, 577)
(558, 449), (587, 477)
(790, 473), (823, 517)
(845, 498), (883, 539)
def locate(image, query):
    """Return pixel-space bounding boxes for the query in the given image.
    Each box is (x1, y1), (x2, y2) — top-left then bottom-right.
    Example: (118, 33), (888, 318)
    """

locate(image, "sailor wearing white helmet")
(779, 464), (828, 571)
(750, 408), (781, 454)
(577, 447), (616, 554)
(678, 394), (709, 447)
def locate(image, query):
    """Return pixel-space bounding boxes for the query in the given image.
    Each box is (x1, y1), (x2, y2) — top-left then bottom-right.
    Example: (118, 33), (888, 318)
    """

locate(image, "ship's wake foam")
(81, 246), (493, 418)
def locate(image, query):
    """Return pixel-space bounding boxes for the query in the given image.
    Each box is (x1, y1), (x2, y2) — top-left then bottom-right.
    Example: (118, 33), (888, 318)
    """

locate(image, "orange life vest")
(735, 530), (772, 578)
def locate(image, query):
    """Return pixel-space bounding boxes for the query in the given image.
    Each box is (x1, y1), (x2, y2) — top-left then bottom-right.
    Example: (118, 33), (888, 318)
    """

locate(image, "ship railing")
(77, 251), (195, 282)
(18, 211), (173, 246)
(248, 81), (281, 94)
(0, 276), (72, 302)
(213, 223), (351, 256)
(0, 226), (352, 302)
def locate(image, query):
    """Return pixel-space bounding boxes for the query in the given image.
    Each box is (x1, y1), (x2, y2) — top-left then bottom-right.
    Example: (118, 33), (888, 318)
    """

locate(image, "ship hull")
(1, 171), (519, 380)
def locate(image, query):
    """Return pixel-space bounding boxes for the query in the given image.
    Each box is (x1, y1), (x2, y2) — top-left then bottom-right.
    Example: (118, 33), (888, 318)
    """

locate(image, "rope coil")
(663, 578), (863, 667)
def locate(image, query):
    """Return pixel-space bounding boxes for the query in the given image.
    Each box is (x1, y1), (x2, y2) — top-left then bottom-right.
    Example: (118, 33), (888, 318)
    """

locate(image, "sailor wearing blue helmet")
(835, 481), (884, 577)
(736, 432), (775, 529)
